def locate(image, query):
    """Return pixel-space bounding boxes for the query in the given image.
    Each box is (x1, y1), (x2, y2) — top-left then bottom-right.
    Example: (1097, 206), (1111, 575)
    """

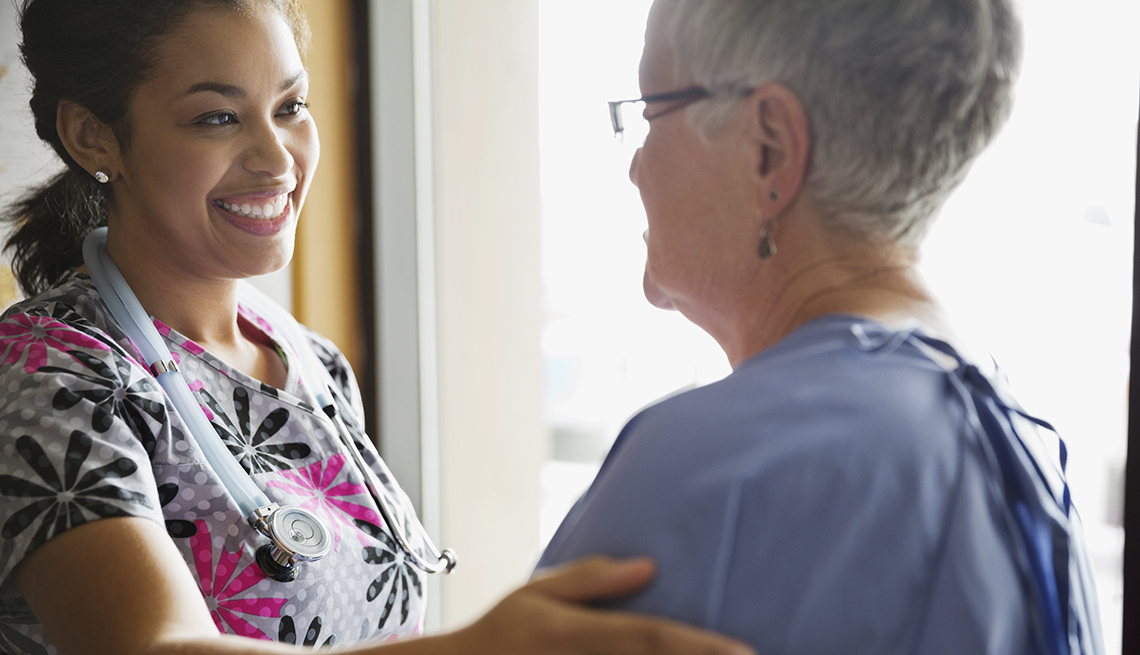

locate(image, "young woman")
(0, 2), (755, 654)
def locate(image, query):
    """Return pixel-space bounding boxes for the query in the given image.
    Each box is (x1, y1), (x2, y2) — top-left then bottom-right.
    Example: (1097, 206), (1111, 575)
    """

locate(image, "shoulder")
(0, 275), (144, 378)
(628, 316), (966, 472)
(300, 327), (366, 430)
(0, 276), (168, 456)
(301, 327), (354, 387)
(547, 318), (1034, 651)
(578, 317), (974, 565)
(0, 281), (166, 586)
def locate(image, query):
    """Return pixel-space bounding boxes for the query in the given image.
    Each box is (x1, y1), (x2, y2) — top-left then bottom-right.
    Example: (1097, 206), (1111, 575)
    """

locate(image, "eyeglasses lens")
(614, 100), (649, 147)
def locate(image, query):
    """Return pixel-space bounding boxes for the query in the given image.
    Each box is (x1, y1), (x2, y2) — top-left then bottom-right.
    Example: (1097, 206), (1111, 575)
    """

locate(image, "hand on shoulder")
(441, 557), (755, 655)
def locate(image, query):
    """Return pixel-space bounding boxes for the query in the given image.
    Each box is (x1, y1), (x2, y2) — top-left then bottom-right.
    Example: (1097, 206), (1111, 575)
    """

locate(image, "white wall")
(431, 0), (545, 630)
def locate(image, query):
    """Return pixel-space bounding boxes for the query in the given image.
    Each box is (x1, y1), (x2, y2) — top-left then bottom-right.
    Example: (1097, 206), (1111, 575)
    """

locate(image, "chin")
(235, 244), (295, 279)
(643, 268), (676, 310)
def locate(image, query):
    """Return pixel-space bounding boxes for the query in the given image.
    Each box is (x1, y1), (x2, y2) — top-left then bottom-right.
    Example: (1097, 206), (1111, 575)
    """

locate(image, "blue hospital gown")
(538, 315), (1102, 655)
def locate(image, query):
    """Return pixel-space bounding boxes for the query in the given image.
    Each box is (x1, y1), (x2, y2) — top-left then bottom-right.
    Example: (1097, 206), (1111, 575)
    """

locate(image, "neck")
(94, 214), (289, 390)
(719, 237), (950, 367)
(103, 231), (244, 353)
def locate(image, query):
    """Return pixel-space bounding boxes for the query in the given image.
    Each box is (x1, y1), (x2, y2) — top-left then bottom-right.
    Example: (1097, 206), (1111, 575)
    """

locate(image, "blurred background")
(1, 1), (1136, 652)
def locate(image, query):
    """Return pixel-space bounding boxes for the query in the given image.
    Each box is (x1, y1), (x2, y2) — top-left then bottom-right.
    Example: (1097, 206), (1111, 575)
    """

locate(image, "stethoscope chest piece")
(251, 504), (331, 582)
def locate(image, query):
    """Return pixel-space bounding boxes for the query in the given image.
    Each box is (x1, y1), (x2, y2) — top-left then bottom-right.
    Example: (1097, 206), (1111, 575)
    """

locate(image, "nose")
(244, 121), (295, 177)
(628, 147), (642, 187)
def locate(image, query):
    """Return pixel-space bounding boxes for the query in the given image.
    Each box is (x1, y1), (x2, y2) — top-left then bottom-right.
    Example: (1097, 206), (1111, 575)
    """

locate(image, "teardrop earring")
(757, 224), (776, 260)
(755, 210), (776, 260)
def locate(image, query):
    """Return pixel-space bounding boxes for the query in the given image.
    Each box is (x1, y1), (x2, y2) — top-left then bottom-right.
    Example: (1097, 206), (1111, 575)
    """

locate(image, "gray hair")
(662, 0), (1022, 245)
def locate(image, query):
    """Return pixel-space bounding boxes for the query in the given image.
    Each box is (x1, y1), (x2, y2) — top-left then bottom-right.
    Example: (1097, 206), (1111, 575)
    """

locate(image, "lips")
(213, 189), (291, 220)
(212, 190), (295, 236)
(216, 195), (289, 219)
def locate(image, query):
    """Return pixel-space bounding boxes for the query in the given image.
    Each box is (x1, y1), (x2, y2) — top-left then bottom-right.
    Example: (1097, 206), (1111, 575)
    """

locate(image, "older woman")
(539, 1), (1103, 654)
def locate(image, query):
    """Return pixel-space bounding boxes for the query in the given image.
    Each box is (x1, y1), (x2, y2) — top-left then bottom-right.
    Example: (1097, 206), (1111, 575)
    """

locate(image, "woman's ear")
(56, 100), (122, 181)
(746, 84), (810, 216)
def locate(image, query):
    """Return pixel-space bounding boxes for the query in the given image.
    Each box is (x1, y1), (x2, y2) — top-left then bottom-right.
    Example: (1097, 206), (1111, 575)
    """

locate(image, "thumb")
(525, 556), (657, 603)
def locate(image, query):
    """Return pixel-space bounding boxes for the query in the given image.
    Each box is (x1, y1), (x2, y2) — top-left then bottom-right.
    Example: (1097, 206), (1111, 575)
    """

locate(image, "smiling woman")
(101, 9), (313, 276)
(0, 2), (758, 655)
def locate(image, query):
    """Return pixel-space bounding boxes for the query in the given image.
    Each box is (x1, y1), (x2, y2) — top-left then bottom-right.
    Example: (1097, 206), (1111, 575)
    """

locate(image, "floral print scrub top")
(0, 274), (426, 654)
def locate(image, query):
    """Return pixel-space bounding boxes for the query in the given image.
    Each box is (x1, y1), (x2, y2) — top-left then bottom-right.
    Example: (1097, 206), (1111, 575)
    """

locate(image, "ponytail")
(2, 167), (107, 297)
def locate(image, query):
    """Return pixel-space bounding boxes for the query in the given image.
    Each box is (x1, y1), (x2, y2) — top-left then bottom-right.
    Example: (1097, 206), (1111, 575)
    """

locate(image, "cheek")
(640, 147), (756, 285)
(132, 140), (220, 203)
(639, 153), (714, 241)
(296, 123), (320, 176)
(290, 123), (320, 202)
(635, 147), (683, 225)
(637, 130), (718, 210)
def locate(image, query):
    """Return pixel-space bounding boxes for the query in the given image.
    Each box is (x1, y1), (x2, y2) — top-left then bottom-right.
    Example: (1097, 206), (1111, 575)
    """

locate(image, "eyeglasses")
(607, 87), (709, 147)
(607, 86), (752, 147)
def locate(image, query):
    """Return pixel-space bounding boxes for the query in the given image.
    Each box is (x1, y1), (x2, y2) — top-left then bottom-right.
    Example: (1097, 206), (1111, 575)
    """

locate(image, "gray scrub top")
(0, 274), (426, 654)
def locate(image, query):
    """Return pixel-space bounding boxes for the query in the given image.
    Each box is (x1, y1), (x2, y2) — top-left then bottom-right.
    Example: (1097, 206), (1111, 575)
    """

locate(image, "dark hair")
(3, 0), (311, 297)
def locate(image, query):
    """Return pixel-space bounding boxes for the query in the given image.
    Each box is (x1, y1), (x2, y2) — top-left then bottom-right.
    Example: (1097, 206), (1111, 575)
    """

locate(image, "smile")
(214, 193), (290, 220)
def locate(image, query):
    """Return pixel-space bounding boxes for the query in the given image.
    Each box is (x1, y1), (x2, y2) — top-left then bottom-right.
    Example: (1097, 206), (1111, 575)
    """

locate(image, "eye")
(278, 99), (310, 118)
(198, 111), (238, 126)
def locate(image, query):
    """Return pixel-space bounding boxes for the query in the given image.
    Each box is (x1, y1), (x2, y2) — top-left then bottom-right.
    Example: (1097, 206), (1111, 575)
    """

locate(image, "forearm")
(18, 518), (752, 655)
(141, 631), (462, 655)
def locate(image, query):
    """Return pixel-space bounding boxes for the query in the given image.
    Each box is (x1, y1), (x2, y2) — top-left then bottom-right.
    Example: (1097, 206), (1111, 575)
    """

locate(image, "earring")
(93, 170), (110, 184)
(758, 223), (776, 260)
(769, 190), (780, 202)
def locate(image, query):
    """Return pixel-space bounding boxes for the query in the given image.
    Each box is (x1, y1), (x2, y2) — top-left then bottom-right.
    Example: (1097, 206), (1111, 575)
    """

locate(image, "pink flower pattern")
(238, 303), (277, 338)
(154, 318), (205, 355)
(190, 520), (287, 639)
(0, 314), (107, 373)
(266, 454), (382, 549)
(186, 380), (216, 420)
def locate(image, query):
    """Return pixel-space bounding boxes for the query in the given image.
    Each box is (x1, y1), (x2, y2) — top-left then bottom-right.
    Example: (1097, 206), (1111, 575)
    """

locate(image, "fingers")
(527, 556), (657, 603)
(515, 557), (756, 655)
(463, 557), (757, 655)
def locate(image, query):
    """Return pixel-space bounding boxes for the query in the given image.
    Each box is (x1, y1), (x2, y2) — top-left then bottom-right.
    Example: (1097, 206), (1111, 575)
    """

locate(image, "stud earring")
(93, 170), (110, 184)
(769, 190), (780, 202)
(758, 223), (776, 260)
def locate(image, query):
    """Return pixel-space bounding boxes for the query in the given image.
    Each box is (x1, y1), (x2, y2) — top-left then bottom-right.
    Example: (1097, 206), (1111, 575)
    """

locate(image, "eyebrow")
(180, 70), (309, 99)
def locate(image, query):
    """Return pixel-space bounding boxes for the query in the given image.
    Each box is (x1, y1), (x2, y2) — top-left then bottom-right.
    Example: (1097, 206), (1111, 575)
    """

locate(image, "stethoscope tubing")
(82, 228), (271, 518)
(238, 282), (457, 574)
(82, 227), (454, 576)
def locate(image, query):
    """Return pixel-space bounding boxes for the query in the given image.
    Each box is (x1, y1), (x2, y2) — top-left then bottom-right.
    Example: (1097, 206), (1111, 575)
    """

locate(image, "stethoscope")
(82, 227), (456, 581)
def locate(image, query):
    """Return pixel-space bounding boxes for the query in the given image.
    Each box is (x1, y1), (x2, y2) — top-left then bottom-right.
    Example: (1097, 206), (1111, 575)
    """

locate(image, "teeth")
(218, 194), (289, 219)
